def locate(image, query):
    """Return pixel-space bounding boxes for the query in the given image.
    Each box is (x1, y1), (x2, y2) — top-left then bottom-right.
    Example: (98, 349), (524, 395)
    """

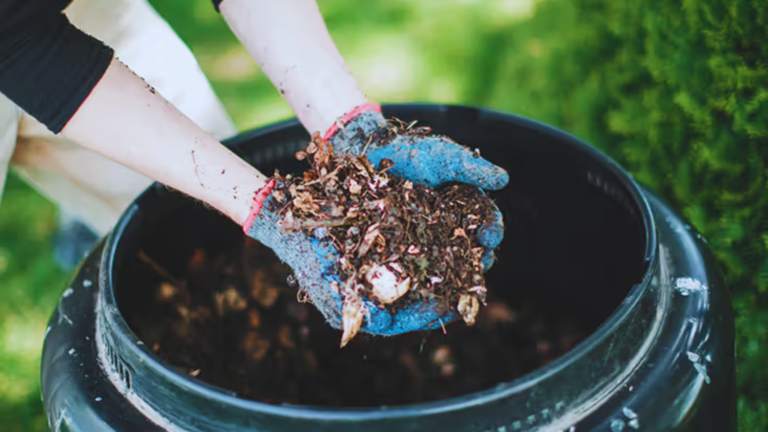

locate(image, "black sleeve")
(0, 6), (114, 133)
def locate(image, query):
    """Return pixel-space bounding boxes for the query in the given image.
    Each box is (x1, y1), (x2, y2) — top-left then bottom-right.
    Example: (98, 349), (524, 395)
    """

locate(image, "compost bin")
(41, 104), (736, 432)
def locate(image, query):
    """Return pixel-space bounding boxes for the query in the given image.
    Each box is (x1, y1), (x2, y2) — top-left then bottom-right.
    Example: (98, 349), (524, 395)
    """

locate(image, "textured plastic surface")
(41, 104), (736, 431)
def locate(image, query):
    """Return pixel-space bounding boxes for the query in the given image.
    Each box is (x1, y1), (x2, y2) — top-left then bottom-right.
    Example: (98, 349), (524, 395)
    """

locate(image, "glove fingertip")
(477, 217), (504, 250)
(477, 164), (509, 191)
(481, 250), (497, 272)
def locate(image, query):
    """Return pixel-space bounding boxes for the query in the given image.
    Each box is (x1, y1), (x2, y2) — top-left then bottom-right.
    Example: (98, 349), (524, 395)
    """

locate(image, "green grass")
(0, 0), (764, 430)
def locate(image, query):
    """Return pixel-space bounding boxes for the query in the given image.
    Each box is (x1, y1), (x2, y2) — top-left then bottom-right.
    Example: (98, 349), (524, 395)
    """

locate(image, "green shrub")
(473, 0), (767, 429)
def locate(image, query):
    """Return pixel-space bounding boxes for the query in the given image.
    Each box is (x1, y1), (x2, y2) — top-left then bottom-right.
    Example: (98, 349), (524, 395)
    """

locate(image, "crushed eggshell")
(340, 283), (366, 347)
(458, 294), (480, 326)
(366, 264), (411, 304)
(348, 177), (362, 195)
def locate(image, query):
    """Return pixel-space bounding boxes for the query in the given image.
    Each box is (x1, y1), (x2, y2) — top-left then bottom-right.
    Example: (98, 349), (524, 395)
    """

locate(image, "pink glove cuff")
(322, 103), (382, 142)
(242, 179), (276, 233)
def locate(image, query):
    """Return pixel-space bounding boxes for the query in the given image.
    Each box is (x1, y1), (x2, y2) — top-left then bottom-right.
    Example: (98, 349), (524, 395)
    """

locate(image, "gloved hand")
(244, 182), (452, 339)
(326, 103), (507, 271)
(244, 104), (509, 339)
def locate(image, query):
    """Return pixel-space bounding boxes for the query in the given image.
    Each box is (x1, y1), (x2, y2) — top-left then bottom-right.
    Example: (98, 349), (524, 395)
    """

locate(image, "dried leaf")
(379, 158), (394, 171)
(294, 192), (319, 213)
(157, 282), (178, 302)
(277, 325), (295, 348)
(346, 205), (360, 218)
(241, 331), (271, 361)
(358, 223), (381, 257)
(306, 140), (318, 154)
(451, 228), (467, 239)
(251, 269), (279, 308)
(224, 287), (248, 311)
(248, 309), (261, 328)
(187, 248), (208, 274)
(350, 157), (371, 178)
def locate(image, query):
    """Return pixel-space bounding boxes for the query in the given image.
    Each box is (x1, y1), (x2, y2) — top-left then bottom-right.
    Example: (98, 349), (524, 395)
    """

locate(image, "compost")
(125, 238), (588, 407)
(269, 129), (496, 345)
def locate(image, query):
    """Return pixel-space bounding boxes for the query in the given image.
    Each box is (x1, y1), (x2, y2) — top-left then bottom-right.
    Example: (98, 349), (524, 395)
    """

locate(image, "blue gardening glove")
(317, 104), (507, 335)
(244, 185), (451, 342)
(326, 105), (507, 271)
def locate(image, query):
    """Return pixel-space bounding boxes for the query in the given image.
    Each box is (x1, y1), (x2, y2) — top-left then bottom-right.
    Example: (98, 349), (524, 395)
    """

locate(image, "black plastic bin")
(41, 104), (736, 431)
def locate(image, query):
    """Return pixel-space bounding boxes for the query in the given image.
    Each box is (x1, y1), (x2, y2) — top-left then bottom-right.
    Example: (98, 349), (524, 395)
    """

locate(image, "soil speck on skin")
(191, 151), (204, 187)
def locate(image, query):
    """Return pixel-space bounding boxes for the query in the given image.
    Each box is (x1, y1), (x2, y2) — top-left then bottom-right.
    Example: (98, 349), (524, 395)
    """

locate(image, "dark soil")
(124, 239), (589, 407)
(270, 131), (496, 345)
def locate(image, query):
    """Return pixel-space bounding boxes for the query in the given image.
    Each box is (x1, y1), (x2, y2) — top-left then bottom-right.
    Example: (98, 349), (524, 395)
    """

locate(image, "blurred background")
(1, 0), (766, 430)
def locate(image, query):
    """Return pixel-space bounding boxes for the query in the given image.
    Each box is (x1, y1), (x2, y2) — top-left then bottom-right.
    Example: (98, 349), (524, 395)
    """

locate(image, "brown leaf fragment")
(306, 140), (318, 154)
(251, 269), (279, 308)
(242, 331), (271, 361)
(480, 301), (517, 326)
(431, 345), (455, 376)
(248, 309), (261, 328)
(378, 158), (394, 171)
(451, 228), (467, 240)
(294, 191), (319, 213)
(357, 223), (381, 257)
(350, 157), (371, 177)
(157, 282), (178, 302)
(214, 287), (248, 316)
(279, 210), (296, 233)
(277, 325), (295, 348)
(187, 248), (208, 274)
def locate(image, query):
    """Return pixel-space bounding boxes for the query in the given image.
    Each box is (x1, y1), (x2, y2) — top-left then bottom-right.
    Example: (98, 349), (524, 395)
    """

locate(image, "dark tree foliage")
(473, 1), (767, 428)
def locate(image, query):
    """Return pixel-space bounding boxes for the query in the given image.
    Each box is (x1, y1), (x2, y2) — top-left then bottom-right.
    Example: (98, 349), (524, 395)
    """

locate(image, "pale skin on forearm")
(220, 0), (370, 135)
(61, 58), (268, 226)
(61, 0), (364, 226)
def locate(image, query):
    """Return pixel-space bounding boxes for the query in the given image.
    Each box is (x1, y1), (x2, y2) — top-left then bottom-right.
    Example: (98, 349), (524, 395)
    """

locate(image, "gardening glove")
(244, 181), (458, 337)
(325, 103), (507, 271)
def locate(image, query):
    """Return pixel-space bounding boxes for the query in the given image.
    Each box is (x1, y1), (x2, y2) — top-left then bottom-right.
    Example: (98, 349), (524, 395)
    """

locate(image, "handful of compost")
(269, 132), (498, 346)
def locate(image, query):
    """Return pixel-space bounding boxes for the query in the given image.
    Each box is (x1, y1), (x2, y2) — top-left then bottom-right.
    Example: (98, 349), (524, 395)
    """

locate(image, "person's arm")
(218, 0), (369, 135)
(0, 7), (266, 225)
(61, 58), (268, 225)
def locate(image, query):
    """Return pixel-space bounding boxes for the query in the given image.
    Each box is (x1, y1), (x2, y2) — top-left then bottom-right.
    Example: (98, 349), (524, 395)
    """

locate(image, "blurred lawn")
(0, 0), (762, 430)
